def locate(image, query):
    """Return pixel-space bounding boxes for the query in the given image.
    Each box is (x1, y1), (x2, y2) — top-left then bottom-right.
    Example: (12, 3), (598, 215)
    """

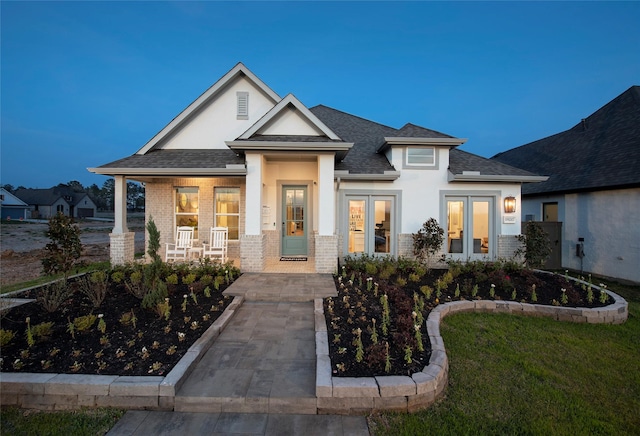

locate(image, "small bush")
(72, 314), (97, 332)
(32, 322), (54, 339)
(0, 329), (16, 347)
(41, 213), (83, 279)
(37, 280), (73, 313)
(516, 222), (552, 268)
(79, 270), (109, 308)
(412, 218), (444, 266)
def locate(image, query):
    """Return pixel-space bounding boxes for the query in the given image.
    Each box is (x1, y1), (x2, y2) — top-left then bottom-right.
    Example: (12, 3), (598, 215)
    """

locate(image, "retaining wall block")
(316, 354), (333, 398)
(474, 300), (497, 312)
(447, 300), (475, 313)
(332, 377), (379, 398)
(412, 371), (437, 395)
(109, 376), (163, 397)
(315, 331), (329, 356)
(407, 391), (436, 413)
(375, 375), (416, 397)
(373, 395), (408, 412)
(45, 374), (117, 396)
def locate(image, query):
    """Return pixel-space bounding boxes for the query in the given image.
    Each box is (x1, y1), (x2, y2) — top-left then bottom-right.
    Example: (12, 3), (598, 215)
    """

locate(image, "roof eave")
(87, 167), (247, 177)
(447, 172), (549, 183)
(378, 137), (467, 153)
(334, 171), (401, 181)
(226, 140), (354, 160)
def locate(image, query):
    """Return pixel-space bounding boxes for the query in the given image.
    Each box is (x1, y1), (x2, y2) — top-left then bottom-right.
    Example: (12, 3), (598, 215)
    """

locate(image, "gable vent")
(237, 91), (249, 120)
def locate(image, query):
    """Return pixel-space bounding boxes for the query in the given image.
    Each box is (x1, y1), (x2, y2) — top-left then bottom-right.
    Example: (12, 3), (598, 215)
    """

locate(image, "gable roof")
(136, 62), (281, 155)
(14, 187), (94, 207)
(0, 188), (29, 207)
(492, 85), (640, 195)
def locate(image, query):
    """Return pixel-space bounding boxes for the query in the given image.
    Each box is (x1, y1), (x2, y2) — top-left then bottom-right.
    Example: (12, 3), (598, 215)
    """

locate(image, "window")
(215, 187), (240, 240)
(445, 196), (493, 259)
(175, 187), (199, 238)
(406, 147), (435, 166)
(237, 92), (249, 120)
(346, 195), (395, 255)
(543, 202), (558, 221)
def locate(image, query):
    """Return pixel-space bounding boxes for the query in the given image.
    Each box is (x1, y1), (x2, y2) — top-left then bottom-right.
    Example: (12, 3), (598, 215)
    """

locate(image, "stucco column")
(244, 153), (262, 235)
(109, 175), (134, 265)
(317, 154), (335, 235)
(113, 175), (129, 234)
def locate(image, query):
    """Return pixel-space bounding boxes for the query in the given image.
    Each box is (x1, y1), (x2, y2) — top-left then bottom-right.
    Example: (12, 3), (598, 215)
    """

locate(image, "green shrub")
(41, 213), (83, 279)
(38, 280), (73, 313)
(516, 221), (552, 268)
(412, 218), (444, 266)
(0, 329), (15, 347)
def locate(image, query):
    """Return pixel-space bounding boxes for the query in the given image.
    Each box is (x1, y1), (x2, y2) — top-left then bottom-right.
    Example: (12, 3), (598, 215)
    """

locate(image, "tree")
(515, 221), (552, 268)
(41, 213), (83, 279)
(412, 218), (445, 266)
(2, 184), (15, 193)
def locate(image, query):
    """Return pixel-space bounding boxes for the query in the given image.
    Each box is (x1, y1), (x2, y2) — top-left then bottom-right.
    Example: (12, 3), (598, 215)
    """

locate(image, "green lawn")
(370, 277), (640, 436)
(0, 407), (124, 436)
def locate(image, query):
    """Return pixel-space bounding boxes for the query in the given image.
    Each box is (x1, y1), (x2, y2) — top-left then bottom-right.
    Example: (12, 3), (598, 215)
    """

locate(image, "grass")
(0, 407), (125, 436)
(0, 261), (110, 295)
(370, 276), (640, 436)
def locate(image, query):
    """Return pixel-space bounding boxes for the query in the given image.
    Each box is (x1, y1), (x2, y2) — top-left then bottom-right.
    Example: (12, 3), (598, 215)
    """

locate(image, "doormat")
(280, 257), (307, 261)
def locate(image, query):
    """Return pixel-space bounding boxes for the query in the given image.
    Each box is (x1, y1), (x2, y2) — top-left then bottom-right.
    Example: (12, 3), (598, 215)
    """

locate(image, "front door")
(282, 186), (307, 256)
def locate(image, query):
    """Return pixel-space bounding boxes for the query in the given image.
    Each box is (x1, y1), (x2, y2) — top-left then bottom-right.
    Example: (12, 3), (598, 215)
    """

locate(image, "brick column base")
(315, 234), (338, 273)
(240, 234), (265, 272)
(109, 232), (135, 265)
(497, 234), (523, 260)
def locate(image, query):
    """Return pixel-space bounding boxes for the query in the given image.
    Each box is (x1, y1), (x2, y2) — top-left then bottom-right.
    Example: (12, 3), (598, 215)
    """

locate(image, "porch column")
(315, 154), (338, 273)
(317, 154), (335, 235)
(109, 175), (134, 265)
(240, 153), (265, 271)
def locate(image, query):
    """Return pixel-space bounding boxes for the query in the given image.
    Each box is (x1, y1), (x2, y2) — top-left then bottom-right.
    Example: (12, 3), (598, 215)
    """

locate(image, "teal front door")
(282, 186), (307, 256)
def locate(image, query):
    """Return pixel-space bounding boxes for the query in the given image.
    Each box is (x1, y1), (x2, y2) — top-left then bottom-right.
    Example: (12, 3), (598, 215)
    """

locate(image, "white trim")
(405, 146), (436, 167)
(238, 94), (341, 140)
(87, 167), (247, 177)
(384, 137), (467, 145)
(447, 171), (548, 183)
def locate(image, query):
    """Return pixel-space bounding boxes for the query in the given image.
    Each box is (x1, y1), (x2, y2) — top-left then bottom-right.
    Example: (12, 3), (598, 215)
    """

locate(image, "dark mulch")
(327, 263), (611, 378)
(0, 279), (233, 376)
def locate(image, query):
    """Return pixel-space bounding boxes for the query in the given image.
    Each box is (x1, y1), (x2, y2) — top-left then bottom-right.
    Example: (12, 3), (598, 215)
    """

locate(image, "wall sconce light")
(504, 196), (516, 214)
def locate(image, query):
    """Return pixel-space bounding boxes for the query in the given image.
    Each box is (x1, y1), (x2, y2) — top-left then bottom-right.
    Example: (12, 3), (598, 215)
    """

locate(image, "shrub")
(0, 329), (16, 347)
(516, 221), (552, 268)
(412, 218), (444, 266)
(38, 280), (73, 313)
(32, 322), (54, 339)
(41, 213), (83, 279)
(79, 270), (109, 308)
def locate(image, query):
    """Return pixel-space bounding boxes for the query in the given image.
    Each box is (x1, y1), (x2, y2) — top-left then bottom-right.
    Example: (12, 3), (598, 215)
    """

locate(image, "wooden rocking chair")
(165, 226), (194, 262)
(202, 227), (228, 263)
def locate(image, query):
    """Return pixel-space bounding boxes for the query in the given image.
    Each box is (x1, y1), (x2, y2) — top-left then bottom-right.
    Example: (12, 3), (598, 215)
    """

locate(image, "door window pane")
(447, 200), (464, 253)
(472, 200), (489, 254)
(374, 200), (391, 253)
(349, 200), (366, 253)
(285, 189), (305, 236)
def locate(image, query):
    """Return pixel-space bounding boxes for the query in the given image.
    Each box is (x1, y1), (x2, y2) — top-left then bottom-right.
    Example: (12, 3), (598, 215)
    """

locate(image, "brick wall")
(315, 234), (338, 273)
(497, 234), (523, 260)
(240, 234), (265, 272)
(109, 232), (135, 265)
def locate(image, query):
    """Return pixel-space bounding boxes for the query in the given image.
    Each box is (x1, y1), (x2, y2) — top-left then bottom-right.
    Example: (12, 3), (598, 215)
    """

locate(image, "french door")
(347, 196), (394, 255)
(282, 186), (307, 256)
(446, 196), (493, 259)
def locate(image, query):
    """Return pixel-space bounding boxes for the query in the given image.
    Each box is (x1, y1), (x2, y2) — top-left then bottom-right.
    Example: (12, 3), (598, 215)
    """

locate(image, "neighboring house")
(0, 188), (29, 220)
(14, 187), (97, 219)
(493, 86), (640, 283)
(89, 62), (545, 273)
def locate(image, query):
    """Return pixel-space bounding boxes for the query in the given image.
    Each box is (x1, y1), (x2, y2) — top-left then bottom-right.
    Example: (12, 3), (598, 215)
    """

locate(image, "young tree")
(516, 221), (552, 268)
(41, 213), (83, 279)
(412, 218), (445, 266)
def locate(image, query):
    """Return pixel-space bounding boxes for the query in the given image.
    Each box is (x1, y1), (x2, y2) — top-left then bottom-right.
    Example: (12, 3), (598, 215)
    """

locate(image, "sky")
(1, 1), (639, 189)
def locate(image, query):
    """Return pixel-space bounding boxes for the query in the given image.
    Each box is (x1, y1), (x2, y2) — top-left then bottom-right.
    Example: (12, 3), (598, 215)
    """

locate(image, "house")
(492, 86), (640, 283)
(0, 188), (29, 221)
(14, 187), (97, 219)
(89, 63), (545, 273)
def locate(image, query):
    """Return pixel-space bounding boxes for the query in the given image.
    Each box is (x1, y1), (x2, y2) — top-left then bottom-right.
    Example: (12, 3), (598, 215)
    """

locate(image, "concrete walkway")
(108, 273), (370, 435)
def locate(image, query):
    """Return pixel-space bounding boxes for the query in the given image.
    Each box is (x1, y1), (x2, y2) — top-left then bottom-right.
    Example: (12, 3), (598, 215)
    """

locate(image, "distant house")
(0, 188), (29, 220)
(493, 86), (640, 283)
(90, 62), (545, 272)
(14, 187), (97, 219)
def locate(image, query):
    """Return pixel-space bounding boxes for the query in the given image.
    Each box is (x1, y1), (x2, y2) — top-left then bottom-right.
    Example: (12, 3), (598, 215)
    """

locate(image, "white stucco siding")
(260, 107), (325, 136)
(161, 77), (275, 150)
(563, 188), (640, 283)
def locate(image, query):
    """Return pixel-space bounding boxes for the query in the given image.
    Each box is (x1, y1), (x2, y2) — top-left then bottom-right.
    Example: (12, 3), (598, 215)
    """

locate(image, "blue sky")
(2, 1), (639, 189)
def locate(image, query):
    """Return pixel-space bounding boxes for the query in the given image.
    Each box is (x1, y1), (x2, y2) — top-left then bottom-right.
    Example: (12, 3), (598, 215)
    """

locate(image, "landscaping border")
(314, 283), (628, 415)
(0, 295), (244, 411)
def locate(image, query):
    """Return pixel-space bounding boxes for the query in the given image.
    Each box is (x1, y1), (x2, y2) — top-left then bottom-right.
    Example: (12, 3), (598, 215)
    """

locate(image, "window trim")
(403, 146), (438, 169)
(214, 187), (240, 240)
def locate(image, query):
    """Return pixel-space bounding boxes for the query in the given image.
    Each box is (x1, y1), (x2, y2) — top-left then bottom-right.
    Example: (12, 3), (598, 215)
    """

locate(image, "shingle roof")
(15, 188), (63, 206)
(96, 149), (245, 170)
(492, 86), (640, 195)
(449, 149), (541, 177)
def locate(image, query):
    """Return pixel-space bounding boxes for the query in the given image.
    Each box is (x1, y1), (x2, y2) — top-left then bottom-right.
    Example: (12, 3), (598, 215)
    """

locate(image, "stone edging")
(0, 295), (245, 411)
(314, 284), (628, 415)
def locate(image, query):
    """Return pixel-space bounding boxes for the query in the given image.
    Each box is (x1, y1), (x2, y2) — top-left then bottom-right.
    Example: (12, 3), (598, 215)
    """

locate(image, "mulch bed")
(327, 263), (610, 378)
(0, 278), (233, 376)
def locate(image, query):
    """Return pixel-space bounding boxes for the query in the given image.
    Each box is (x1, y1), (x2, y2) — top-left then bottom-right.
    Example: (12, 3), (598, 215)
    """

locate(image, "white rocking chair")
(165, 226), (194, 262)
(202, 227), (228, 263)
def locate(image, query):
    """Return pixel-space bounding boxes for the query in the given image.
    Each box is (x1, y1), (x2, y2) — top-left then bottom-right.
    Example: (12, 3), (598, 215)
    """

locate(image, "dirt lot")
(0, 219), (145, 287)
